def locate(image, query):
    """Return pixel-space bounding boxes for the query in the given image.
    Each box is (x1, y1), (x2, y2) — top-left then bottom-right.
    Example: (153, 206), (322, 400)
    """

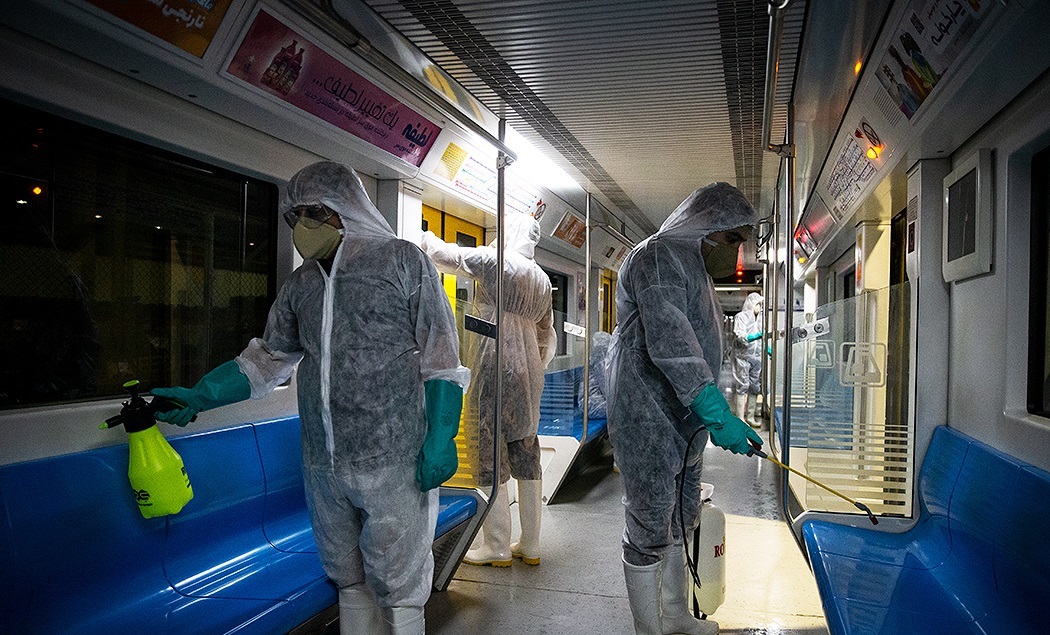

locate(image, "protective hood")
(492, 213), (541, 259)
(656, 182), (758, 243)
(280, 161), (394, 240)
(740, 292), (763, 314)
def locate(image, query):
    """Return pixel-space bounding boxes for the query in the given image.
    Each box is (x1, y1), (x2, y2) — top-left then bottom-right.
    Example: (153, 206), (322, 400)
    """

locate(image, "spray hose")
(746, 440), (878, 525)
(676, 416), (878, 605)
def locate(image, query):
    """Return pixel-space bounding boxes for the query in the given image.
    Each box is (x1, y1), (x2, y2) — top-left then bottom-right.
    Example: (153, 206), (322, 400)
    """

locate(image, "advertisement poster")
(225, 9), (441, 167)
(876, 0), (997, 119)
(87, 0), (234, 58)
(430, 140), (543, 216)
(553, 210), (587, 249)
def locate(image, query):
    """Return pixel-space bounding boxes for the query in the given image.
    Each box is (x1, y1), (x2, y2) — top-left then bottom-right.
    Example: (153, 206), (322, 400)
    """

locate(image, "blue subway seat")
(437, 494), (476, 537)
(537, 367), (607, 442)
(802, 426), (1050, 635)
(538, 368), (578, 437)
(0, 416), (475, 634)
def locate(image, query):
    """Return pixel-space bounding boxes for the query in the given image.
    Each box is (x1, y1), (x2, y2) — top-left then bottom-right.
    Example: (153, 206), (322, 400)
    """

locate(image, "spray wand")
(747, 440), (878, 525)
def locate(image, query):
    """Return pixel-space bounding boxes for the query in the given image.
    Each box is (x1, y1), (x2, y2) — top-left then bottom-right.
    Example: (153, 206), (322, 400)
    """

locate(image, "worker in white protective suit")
(152, 161), (470, 635)
(607, 182), (764, 635)
(732, 292), (764, 427)
(421, 212), (556, 568)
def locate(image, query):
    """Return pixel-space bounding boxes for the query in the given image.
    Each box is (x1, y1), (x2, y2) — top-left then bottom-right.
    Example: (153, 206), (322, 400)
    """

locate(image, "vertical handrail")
(761, 0), (800, 538)
(490, 119), (508, 506)
(781, 102), (796, 500)
(761, 0), (793, 156)
(581, 193), (592, 442)
(765, 194), (777, 432)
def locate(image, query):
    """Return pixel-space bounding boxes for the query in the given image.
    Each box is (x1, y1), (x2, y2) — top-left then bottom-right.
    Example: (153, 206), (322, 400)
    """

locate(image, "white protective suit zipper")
(318, 246), (343, 462)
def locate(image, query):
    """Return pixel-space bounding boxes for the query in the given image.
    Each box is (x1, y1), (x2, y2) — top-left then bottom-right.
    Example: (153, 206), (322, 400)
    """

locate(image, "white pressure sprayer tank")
(688, 482), (726, 617)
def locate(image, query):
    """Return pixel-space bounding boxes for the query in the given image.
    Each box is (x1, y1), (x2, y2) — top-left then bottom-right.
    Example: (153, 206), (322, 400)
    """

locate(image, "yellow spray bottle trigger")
(100, 380), (194, 518)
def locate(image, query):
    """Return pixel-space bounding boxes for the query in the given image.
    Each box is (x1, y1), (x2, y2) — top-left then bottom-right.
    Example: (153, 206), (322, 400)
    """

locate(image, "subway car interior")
(2, 0), (1050, 634)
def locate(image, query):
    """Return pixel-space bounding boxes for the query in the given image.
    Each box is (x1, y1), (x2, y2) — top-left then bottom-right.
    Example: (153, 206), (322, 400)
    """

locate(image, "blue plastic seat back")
(254, 416), (319, 553)
(538, 368), (578, 436)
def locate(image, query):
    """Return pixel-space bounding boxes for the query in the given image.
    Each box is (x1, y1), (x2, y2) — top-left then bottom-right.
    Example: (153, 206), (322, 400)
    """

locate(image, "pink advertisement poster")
(225, 9), (441, 167)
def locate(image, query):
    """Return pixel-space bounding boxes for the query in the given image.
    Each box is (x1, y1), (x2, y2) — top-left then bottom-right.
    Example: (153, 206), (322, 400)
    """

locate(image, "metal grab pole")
(780, 103), (796, 521)
(761, 0), (792, 155)
(581, 193), (592, 441)
(493, 118), (508, 501)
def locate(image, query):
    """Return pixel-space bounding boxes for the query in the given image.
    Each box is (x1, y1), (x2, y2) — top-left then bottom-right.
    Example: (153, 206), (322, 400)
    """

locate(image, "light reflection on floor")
(421, 432), (830, 635)
(710, 513), (827, 634)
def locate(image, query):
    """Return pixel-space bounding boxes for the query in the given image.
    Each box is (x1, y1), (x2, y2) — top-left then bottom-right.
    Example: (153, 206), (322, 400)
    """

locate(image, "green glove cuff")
(424, 379), (463, 435)
(417, 379), (463, 491)
(152, 360), (251, 426)
(688, 383), (732, 430)
(193, 360), (252, 410)
(747, 332), (763, 342)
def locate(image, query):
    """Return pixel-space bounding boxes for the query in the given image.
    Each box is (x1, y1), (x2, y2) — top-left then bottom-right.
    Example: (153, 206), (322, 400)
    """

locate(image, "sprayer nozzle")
(747, 440), (768, 459)
(855, 502), (879, 525)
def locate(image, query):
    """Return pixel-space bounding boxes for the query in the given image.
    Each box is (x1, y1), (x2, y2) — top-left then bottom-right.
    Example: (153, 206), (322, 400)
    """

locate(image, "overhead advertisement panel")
(422, 129), (543, 218)
(84, 0), (234, 58)
(807, 0), (1004, 262)
(330, 0), (497, 131)
(223, 6), (441, 168)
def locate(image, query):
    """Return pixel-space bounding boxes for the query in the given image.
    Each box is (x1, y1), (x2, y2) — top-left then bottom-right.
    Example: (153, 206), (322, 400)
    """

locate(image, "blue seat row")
(0, 416), (476, 634)
(802, 425), (1050, 635)
(536, 367), (607, 442)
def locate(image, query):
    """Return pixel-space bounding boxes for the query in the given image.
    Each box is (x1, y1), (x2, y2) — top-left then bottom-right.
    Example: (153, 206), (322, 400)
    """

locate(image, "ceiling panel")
(344, 0), (803, 258)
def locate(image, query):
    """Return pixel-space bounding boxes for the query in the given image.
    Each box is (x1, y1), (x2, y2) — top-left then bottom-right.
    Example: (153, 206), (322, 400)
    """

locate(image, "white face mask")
(293, 221), (344, 260)
(702, 237), (738, 278)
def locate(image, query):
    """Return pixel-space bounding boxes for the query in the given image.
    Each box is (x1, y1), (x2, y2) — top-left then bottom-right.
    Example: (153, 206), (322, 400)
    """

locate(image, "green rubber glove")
(151, 360), (252, 426)
(689, 383), (763, 455)
(417, 379), (463, 491)
(746, 332), (763, 342)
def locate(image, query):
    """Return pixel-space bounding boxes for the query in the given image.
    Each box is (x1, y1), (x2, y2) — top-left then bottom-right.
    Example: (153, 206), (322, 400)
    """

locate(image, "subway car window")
(0, 98), (277, 409)
(1029, 145), (1050, 416)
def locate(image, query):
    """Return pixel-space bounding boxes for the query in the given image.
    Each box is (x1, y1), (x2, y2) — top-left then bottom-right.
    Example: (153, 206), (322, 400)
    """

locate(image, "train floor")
(425, 421), (830, 635)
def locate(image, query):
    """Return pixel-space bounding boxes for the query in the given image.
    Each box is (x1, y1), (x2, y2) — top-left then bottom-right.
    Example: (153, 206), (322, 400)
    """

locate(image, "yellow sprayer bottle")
(101, 380), (193, 518)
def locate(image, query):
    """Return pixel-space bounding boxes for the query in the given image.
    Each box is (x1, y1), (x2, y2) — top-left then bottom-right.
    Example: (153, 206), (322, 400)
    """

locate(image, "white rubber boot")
(660, 545), (718, 635)
(463, 482), (512, 567)
(746, 393), (760, 428)
(338, 584), (387, 635)
(511, 479), (542, 565)
(382, 606), (424, 635)
(733, 393), (748, 419)
(623, 557), (663, 635)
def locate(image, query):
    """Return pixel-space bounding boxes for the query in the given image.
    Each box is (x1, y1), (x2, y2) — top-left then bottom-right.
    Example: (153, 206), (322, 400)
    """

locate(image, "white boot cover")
(511, 479), (542, 565)
(733, 393), (748, 419)
(382, 606), (424, 635)
(746, 394), (760, 428)
(463, 482), (512, 566)
(623, 557), (663, 635)
(660, 545), (718, 635)
(339, 584), (387, 635)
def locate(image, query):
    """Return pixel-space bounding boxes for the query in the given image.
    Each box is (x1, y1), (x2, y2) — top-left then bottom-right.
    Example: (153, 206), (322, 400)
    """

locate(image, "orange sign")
(87, 0), (234, 58)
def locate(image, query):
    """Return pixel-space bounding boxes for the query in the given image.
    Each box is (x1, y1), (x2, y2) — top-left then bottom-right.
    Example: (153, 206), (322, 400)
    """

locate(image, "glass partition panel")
(777, 281), (913, 518)
(446, 304), (590, 487)
(446, 299), (484, 488)
(540, 308), (589, 440)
